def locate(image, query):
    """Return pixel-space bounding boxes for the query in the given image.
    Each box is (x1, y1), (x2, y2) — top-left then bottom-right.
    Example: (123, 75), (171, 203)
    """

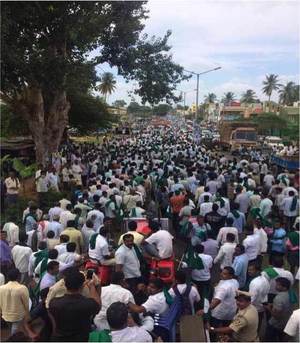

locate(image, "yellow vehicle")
(219, 121), (258, 151)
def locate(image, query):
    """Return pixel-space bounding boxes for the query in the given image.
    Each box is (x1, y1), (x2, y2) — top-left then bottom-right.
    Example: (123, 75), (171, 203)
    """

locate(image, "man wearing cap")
(209, 291), (259, 342)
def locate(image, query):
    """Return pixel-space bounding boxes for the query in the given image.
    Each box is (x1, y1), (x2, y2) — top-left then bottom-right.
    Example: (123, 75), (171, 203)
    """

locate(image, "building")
(220, 102), (263, 120)
(107, 106), (127, 116)
(279, 105), (300, 125)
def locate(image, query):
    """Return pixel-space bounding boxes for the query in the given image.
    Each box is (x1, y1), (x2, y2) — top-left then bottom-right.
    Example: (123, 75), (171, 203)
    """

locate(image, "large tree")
(112, 99), (127, 108)
(241, 89), (257, 104)
(222, 92), (236, 105)
(279, 82), (299, 106)
(97, 72), (116, 102)
(262, 74), (280, 110)
(1, 1), (188, 165)
(204, 93), (217, 104)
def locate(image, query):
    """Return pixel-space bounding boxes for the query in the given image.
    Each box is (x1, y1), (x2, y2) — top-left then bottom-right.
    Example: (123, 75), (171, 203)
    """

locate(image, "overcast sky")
(96, 0), (300, 106)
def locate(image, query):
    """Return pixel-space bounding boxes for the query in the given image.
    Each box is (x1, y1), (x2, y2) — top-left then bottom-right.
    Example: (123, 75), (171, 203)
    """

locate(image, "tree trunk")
(11, 86), (70, 167)
(268, 94), (271, 112)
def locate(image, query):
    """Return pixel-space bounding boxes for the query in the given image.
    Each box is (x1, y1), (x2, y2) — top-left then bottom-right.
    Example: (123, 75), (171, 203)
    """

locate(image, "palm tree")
(262, 74), (280, 110)
(222, 92), (235, 105)
(97, 72), (116, 101)
(204, 93), (217, 104)
(279, 82), (296, 105)
(241, 89), (257, 104)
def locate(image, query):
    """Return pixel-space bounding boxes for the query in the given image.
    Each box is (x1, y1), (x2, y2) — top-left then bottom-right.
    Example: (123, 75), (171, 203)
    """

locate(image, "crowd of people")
(0, 119), (299, 342)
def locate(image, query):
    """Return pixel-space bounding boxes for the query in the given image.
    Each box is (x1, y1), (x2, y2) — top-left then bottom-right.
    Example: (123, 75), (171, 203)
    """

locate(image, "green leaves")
(12, 158), (36, 179)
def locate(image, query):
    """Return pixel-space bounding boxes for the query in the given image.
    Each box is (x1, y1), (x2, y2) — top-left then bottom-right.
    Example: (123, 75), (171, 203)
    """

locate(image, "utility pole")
(184, 66), (221, 120)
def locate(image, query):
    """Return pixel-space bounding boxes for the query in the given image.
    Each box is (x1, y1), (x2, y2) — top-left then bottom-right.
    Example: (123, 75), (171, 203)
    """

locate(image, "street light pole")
(184, 66), (221, 120)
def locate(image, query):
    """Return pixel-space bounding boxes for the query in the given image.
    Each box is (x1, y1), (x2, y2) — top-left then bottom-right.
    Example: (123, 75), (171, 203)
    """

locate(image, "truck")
(219, 121), (258, 151)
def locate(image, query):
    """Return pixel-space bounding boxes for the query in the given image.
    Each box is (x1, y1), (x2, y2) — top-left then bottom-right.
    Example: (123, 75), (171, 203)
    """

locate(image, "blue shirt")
(227, 212), (245, 233)
(232, 253), (249, 288)
(271, 228), (286, 253)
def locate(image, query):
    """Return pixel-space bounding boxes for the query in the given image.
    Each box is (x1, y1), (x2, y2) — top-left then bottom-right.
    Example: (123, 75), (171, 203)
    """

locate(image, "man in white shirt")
(107, 302), (152, 342)
(2, 222), (19, 247)
(144, 222), (173, 259)
(199, 196), (213, 217)
(40, 260), (60, 291)
(284, 309), (300, 341)
(214, 233), (236, 269)
(253, 219), (268, 268)
(168, 270), (201, 314)
(190, 244), (213, 301)
(115, 234), (141, 292)
(198, 187), (213, 206)
(260, 191), (273, 217)
(263, 171), (275, 190)
(128, 278), (169, 316)
(86, 203), (104, 232)
(48, 202), (63, 221)
(94, 271), (135, 330)
(58, 242), (81, 264)
(217, 217), (239, 245)
(11, 232), (32, 284)
(248, 264), (270, 331)
(59, 204), (75, 229)
(54, 235), (69, 256)
(209, 266), (239, 326)
(243, 225), (260, 263)
(88, 226), (115, 266)
(281, 190), (299, 230)
(47, 215), (63, 238)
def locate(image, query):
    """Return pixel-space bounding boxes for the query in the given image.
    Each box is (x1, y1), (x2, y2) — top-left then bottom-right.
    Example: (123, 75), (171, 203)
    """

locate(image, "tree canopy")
(1, 1), (188, 164)
(241, 89), (257, 103)
(153, 103), (172, 116)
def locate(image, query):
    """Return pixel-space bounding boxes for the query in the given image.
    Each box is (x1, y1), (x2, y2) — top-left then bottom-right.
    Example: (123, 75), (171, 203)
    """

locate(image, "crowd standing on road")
(0, 119), (299, 342)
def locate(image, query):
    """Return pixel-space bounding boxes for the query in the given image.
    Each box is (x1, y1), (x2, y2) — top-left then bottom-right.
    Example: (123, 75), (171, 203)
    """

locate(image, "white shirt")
(11, 245), (32, 273)
(268, 268), (294, 294)
(0, 273), (5, 286)
(47, 221), (63, 238)
(58, 252), (80, 264)
(145, 230), (173, 259)
(191, 253), (213, 281)
(40, 272), (56, 290)
(59, 210), (75, 229)
(243, 234), (260, 260)
(142, 291), (169, 315)
(3, 222), (19, 246)
(115, 245), (141, 279)
(198, 192), (213, 206)
(86, 210), (104, 231)
(89, 234), (110, 263)
(48, 206), (63, 221)
(199, 202), (213, 217)
(211, 279), (239, 320)
(214, 242), (236, 269)
(254, 228), (268, 254)
(249, 275), (270, 312)
(281, 196), (299, 217)
(94, 284), (135, 330)
(54, 243), (67, 256)
(263, 174), (275, 187)
(259, 198), (273, 218)
(111, 326), (152, 342)
(284, 309), (300, 339)
(169, 284), (200, 311)
(217, 227), (239, 245)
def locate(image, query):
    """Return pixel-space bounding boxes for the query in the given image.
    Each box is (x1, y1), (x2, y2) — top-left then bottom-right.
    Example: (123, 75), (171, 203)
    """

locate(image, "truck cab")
(230, 127), (257, 150)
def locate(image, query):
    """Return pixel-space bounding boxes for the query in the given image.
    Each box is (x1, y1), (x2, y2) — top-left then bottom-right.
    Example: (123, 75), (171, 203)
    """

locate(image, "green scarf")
(289, 289), (298, 304)
(163, 286), (174, 306)
(34, 249), (48, 270)
(179, 221), (190, 237)
(133, 244), (147, 274)
(131, 207), (137, 217)
(280, 175), (288, 186)
(290, 196), (298, 212)
(263, 267), (279, 279)
(89, 233), (99, 250)
(250, 207), (262, 221)
(89, 330), (112, 342)
(288, 231), (299, 247)
(215, 193), (225, 208)
(184, 245), (204, 270)
(231, 209), (240, 219)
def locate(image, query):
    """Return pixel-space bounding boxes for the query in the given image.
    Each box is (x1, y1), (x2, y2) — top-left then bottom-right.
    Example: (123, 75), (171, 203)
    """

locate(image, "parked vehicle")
(265, 136), (284, 149)
(219, 121), (258, 151)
